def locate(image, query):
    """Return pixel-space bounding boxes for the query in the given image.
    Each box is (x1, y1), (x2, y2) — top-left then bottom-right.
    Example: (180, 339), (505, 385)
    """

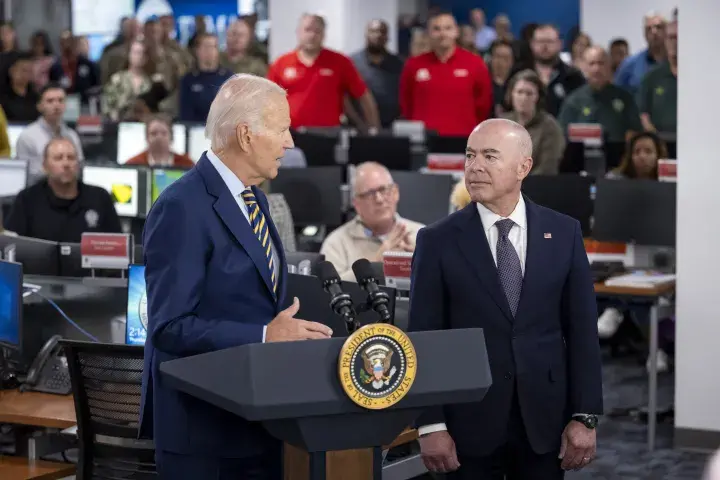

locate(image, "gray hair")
(643, 10), (667, 23)
(473, 118), (533, 159)
(205, 74), (286, 151)
(352, 161), (393, 194)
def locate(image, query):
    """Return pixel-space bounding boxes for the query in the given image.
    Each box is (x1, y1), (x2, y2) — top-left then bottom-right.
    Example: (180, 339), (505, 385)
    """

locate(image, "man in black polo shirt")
(4, 137), (121, 242)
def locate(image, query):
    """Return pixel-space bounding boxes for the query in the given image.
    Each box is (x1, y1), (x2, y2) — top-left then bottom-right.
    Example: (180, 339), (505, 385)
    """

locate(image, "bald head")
(464, 119), (533, 216)
(583, 46), (611, 88)
(353, 161), (393, 192)
(352, 162), (399, 233)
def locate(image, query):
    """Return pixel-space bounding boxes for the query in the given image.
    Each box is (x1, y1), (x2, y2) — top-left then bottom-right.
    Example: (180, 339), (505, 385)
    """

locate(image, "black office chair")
(61, 340), (156, 479)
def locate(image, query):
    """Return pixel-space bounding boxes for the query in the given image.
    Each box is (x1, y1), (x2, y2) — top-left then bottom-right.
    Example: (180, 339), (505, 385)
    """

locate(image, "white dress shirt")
(418, 196), (527, 437)
(206, 149), (279, 342)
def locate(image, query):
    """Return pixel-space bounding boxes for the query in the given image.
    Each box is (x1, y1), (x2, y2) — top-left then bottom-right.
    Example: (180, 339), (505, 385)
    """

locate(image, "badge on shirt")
(85, 209), (99, 228)
(554, 83), (566, 98)
(284, 67), (297, 79)
(612, 99), (625, 112)
(415, 68), (430, 81)
(319, 68), (334, 76)
(655, 86), (665, 96)
(78, 65), (90, 77)
(582, 107), (592, 116)
(453, 68), (469, 77)
(191, 84), (204, 92)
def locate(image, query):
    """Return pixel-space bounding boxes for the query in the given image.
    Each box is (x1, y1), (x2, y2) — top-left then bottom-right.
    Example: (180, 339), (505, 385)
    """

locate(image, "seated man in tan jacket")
(321, 162), (424, 281)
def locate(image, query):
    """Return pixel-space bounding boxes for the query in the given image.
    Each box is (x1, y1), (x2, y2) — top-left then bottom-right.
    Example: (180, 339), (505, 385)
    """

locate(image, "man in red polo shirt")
(400, 11), (493, 136)
(268, 14), (380, 129)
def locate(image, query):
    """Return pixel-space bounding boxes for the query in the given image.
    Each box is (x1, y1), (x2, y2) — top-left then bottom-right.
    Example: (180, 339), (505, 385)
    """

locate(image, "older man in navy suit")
(409, 118), (603, 479)
(138, 74), (333, 479)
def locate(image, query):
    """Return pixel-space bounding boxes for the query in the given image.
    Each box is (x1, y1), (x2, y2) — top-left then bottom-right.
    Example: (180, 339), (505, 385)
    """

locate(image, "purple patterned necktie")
(495, 218), (523, 317)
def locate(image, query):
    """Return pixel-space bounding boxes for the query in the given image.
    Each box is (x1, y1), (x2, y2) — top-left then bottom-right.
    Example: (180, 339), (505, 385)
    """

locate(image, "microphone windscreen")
(351, 258), (374, 282)
(317, 261), (341, 283)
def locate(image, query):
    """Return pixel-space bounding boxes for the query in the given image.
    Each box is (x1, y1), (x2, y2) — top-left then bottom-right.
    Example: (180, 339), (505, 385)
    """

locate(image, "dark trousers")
(448, 390), (564, 480)
(156, 450), (282, 480)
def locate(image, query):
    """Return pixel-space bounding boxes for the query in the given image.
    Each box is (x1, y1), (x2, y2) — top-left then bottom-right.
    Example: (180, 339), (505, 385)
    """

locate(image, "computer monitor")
(521, 174), (595, 236)
(0, 259), (22, 349)
(286, 273), (397, 338)
(0, 159), (28, 197)
(593, 179), (676, 247)
(152, 168), (187, 203)
(349, 135), (413, 171)
(82, 165), (145, 217)
(0, 234), (60, 276)
(7, 125), (25, 158)
(391, 170), (454, 225)
(116, 122), (187, 165)
(560, 141), (626, 174)
(291, 131), (338, 167)
(188, 125), (210, 162)
(270, 166), (344, 226)
(426, 134), (467, 154)
(125, 264), (148, 346)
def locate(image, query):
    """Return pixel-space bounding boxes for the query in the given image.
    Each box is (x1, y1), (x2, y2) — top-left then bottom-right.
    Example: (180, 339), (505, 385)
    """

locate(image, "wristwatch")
(572, 414), (598, 429)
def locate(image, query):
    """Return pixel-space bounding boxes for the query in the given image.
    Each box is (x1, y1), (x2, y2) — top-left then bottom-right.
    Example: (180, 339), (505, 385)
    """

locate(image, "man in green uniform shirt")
(637, 20), (677, 135)
(558, 46), (642, 142)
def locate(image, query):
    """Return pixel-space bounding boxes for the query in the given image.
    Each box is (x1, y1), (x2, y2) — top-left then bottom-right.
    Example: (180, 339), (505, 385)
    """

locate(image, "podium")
(160, 328), (492, 480)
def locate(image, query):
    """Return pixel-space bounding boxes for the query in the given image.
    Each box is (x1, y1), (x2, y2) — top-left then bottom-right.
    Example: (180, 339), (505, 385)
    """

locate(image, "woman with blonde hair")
(450, 179), (472, 211)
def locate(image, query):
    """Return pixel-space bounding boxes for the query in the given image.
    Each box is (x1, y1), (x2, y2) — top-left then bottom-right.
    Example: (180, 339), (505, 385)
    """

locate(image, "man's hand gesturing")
(265, 297), (333, 342)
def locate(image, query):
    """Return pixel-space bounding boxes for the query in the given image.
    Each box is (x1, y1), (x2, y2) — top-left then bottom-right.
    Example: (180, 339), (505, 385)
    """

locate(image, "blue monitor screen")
(0, 260), (22, 347)
(126, 264), (148, 346)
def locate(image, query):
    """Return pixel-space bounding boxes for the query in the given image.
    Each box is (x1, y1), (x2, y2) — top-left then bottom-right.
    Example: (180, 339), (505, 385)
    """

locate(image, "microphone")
(352, 259), (392, 323)
(317, 261), (359, 333)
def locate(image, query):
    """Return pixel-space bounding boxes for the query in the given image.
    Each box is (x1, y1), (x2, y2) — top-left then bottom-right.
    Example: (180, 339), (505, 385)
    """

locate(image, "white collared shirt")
(418, 195), (527, 437)
(205, 149), (279, 342)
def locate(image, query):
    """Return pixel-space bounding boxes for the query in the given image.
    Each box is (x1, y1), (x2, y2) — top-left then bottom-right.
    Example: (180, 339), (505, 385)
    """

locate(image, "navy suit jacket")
(138, 153), (287, 457)
(408, 198), (603, 457)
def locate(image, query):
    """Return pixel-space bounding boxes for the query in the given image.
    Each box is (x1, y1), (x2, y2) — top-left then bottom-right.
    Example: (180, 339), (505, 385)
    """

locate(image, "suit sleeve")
(408, 227), (448, 426)
(399, 60), (415, 120)
(474, 58), (494, 122)
(144, 196), (265, 356)
(561, 221), (603, 415)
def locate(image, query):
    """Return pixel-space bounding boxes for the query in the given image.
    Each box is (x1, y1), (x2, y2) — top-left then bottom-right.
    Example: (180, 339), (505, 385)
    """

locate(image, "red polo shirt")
(400, 47), (493, 136)
(268, 49), (368, 128)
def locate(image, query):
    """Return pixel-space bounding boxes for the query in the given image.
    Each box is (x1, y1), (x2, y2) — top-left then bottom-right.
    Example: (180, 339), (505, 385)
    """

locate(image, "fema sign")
(134, 0), (259, 46)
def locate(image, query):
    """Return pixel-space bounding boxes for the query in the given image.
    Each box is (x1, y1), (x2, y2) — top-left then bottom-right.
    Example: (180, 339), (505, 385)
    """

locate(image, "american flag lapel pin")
(544, 233), (552, 239)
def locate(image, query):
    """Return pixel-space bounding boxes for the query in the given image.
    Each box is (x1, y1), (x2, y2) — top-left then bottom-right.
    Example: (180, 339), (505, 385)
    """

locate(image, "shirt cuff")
(262, 325), (267, 343)
(417, 423), (447, 436)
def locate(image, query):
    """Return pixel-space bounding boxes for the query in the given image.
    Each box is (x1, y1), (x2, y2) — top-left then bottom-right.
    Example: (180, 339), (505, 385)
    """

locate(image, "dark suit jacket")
(138, 153), (287, 457)
(408, 198), (602, 457)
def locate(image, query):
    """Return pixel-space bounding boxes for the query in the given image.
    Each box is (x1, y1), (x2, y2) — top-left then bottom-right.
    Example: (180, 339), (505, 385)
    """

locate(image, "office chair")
(61, 340), (157, 479)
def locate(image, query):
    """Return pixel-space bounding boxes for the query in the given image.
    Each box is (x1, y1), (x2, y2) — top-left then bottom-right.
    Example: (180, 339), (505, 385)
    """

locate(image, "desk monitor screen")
(593, 179), (676, 247)
(188, 126), (210, 162)
(0, 234), (60, 276)
(152, 169), (187, 203)
(0, 259), (22, 348)
(291, 131), (338, 167)
(126, 264), (148, 346)
(392, 170), (454, 225)
(286, 273), (397, 338)
(0, 159), (28, 197)
(83, 165), (140, 217)
(116, 122), (187, 165)
(7, 125), (25, 159)
(349, 135), (412, 171)
(270, 166), (344, 226)
(521, 174), (595, 236)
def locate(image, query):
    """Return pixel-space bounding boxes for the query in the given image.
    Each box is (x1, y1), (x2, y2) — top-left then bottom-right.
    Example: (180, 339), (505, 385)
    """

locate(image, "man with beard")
(268, 14), (380, 129)
(5, 137), (121, 242)
(349, 20), (404, 128)
(508, 24), (585, 117)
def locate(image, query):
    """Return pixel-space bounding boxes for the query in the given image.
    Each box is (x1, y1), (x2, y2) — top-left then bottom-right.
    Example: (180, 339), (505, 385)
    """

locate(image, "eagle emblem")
(361, 344), (398, 390)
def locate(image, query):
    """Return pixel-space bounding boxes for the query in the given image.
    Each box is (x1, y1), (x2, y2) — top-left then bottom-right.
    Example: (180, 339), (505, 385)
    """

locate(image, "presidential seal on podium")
(338, 324), (417, 410)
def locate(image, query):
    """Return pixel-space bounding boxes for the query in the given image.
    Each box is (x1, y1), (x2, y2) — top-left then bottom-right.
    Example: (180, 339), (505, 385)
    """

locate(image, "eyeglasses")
(355, 183), (396, 200)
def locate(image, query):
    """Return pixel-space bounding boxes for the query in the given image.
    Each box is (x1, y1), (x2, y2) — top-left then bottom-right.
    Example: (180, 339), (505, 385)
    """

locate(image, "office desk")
(0, 456), (75, 480)
(0, 390), (75, 429)
(595, 280), (675, 452)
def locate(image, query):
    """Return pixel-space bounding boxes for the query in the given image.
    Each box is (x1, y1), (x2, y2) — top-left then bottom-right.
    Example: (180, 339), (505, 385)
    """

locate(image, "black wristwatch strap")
(572, 414), (598, 429)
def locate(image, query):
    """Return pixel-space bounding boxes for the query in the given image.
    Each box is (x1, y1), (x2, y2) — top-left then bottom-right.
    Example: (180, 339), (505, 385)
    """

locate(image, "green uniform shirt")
(558, 84), (643, 142)
(637, 62), (677, 134)
(219, 52), (268, 77)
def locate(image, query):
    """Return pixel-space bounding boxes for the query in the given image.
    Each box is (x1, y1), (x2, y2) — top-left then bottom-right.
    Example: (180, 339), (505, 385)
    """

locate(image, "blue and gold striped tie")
(241, 188), (277, 294)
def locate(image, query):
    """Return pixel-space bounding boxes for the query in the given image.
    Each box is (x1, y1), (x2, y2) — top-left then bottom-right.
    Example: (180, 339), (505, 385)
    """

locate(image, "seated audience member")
(4, 138), (121, 242)
(29, 30), (55, 91)
(558, 46), (642, 143)
(487, 40), (514, 116)
(221, 18), (268, 76)
(125, 114), (194, 168)
(102, 40), (155, 121)
(450, 179), (471, 211)
(179, 33), (233, 123)
(0, 52), (40, 122)
(501, 69), (565, 174)
(321, 162), (424, 281)
(606, 131), (665, 180)
(637, 20), (677, 135)
(0, 105), (10, 157)
(49, 30), (100, 104)
(15, 84), (84, 183)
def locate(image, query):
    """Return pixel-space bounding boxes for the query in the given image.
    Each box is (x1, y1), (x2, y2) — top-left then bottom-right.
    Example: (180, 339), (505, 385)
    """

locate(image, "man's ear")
(236, 124), (252, 152)
(519, 156), (533, 179)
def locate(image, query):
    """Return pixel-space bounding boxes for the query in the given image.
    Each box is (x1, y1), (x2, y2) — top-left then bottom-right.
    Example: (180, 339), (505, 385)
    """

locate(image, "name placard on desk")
(426, 153), (465, 172)
(658, 159), (677, 182)
(383, 251), (412, 291)
(81, 233), (132, 270)
(568, 123), (603, 146)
